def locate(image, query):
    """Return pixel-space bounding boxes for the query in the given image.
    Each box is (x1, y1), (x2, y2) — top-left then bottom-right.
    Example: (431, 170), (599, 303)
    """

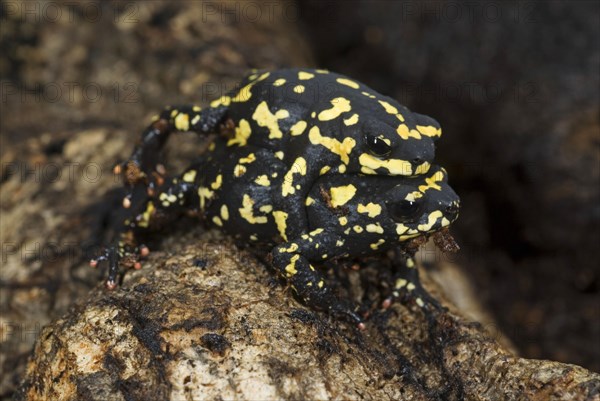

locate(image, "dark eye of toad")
(365, 134), (392, 157)
(388, 198), (425, 223)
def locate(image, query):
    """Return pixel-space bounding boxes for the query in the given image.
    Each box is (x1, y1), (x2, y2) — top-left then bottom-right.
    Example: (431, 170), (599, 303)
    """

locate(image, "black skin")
(94, 136), (459, 326)
(119, 68), (442, 241)
(94, 68), (455, 327)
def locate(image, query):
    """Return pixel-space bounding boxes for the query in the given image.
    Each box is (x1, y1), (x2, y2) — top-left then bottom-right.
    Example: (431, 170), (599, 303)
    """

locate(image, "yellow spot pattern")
(174, 113), (190, 131)
(289, 120), (307, 136)
(329, 184), (357, 207)
(298, 71), (314, 80)
(252, 101), (290, 139)
(282, 157), (307, 197)
(317, 97), (352, 121)
(254, 175), (270, 186)
(308, 126), (356, 164)
(273, 211), (289, 240)
(359, 153), (412, 176)
(416, 125), (442, 138)
(336, 78), (360, 89)
(343, 114), (359, 126)
(182, 170), (197, 183)
(210, 174), (222, 190)
(228, 119), (252, 146)
(239, 194), (268, 224)
(417, 211), (444, 232)
(357, 203), (382, 218)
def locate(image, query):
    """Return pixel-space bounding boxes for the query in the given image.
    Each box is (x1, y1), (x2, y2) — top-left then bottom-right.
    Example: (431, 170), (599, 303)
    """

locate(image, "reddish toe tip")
(89, 260), (98, 268)
(134, 262), (142, 270)
(382, 299), (392, 309)
(105, 280), (117, 290)
(123, 197), (131, 208)
(139, 246), (150, 257)
(113, 164), (122, 175)
(357, 322), (366, 331)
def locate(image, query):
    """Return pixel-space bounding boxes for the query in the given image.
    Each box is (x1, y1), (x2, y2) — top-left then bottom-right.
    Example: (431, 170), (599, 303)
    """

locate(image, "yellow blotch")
(416, 125), (442, 138)
(282, 157), (307, 197)
(396, 124), (422, 140)
(239, 194), (268, 224)
(174, 113), (189, 131)
(404, 191), (424, 202)
(198, 187), (214, 210)
(359, 153), (413, 176)
(259, 204), (273, 213)
(191, 115), (200, 126)
(406, 258), (415, 268)
(336, 77), (360, 89)
(378, 100), (398, 115)
(182, 170), (197, 183)
(308, 126), (356, 164)
(254, 175), (271, 186)
(366, 223), (384, 234)
(233, 164), (247, 177)
(293, 85), (305, 93)
(290, 120), (307, 136)
(343, 114), (359, 126)
(418, 171), (444, 192)
(138, 202), (155, 228)
(370, 239), (385, 250)
(338, 216), (348, 226)
(220, 204), (229, 221)
(252, 101), (290, 139)
(275, 151), (284, 160)
(353, 225), (364, 233)
(285, 254), (300, 276)
(414, 162), (431, 175)
(319, 165), (331, 175)
(316, 69), (329, 73)
(305, 196), (315, 206)
(418, 210), (443, 232)
(329, 184), (357, 207)
(309, 228), (324, 236)
(239, 153), (256, 164)
(193, 106), (201, 112)
(210, 174), (222, 190)
(298, 71), (314, 80)
(227, 119), (252, 147)
(280, 243), (299, 253)
(317, 97), (352, 121)
(357, 203), (382, 218)
(273, 78), (286, 86)
(232, 83), (253, 102)
(273, 211), (289, 240)
(318, 280), (324, 288)
(208, 142), (216, 151)
(212, 216), (223, 227)
(210, 95), (231, 107)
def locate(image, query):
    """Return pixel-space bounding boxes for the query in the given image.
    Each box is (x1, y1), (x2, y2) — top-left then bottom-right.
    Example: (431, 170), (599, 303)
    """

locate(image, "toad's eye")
(364, 134), (392, 157)
(388, 198), (425, 223)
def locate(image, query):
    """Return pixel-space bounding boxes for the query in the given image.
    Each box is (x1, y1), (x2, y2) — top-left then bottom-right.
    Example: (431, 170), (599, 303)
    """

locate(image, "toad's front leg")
(271, 229), (365, 329)
(119, 105), (227, 192)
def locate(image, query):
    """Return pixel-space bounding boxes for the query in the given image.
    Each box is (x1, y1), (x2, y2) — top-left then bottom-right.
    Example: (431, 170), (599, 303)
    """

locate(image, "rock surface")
(15, 232), (600, 401)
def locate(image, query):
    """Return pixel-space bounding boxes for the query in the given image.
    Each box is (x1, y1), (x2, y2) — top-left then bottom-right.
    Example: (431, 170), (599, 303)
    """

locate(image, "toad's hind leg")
(271, 230), (364, 328)
(91, 167), (202, 288)
(383, 249), (443, 311)
(121, 105), (228, 190)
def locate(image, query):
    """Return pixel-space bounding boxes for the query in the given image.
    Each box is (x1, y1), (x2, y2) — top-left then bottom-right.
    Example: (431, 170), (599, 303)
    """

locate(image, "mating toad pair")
(91, 68), (460, 328)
